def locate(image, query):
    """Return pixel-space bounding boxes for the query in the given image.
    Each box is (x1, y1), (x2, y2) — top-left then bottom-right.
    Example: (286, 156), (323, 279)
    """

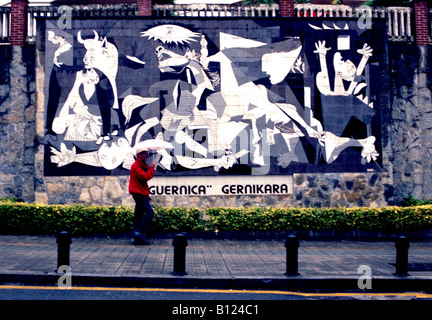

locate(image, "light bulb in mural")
(141, 24), (201, 45)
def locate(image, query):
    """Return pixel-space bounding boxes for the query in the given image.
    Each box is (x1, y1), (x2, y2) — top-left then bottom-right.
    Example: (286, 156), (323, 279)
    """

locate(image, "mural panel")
(43, 18), (387, 177)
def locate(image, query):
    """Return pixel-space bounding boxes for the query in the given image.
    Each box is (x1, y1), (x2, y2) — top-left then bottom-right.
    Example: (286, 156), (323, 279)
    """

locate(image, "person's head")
(333, 52), (356, 81)
(97, 138), (130, 170)
(260, 39), (302, 85)
(262, 49), (301, 84)
(137, 150), (149, 162)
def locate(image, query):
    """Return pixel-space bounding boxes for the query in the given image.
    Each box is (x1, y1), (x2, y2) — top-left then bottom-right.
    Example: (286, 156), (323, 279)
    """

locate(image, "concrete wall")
(0, 18), (431, 208)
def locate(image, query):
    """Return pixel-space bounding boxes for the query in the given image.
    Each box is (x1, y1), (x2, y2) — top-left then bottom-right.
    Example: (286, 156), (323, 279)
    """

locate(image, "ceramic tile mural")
(43, 18), (387, 177)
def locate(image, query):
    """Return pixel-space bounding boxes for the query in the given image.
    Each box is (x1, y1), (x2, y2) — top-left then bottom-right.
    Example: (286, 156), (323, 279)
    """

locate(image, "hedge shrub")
(206, 206), (432, 233)
(402, 194), (432, 207)
(153, 206), (208, 233)
(0, 198), (133, 235)
(1, 198), (432, 235)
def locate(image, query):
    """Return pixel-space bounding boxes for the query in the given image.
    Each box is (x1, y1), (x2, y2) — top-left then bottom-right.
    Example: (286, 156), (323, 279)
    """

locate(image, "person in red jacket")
(129, 150), (156, 245)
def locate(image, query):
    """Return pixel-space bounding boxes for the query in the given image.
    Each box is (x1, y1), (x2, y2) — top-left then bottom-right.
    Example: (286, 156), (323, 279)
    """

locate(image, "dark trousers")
(132, 194), (155, 236)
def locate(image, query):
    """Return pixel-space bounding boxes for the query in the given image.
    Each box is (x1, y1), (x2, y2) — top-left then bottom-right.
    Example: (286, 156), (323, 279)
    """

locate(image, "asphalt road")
(1, 285), (431, 318)
(0, 285), (303, 300)
(1, 284), (432, 300)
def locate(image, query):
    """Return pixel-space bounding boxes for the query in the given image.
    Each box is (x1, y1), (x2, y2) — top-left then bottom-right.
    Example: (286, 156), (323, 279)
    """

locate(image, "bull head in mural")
(76, 29), (120, 114)
(77, 30), (118, 75)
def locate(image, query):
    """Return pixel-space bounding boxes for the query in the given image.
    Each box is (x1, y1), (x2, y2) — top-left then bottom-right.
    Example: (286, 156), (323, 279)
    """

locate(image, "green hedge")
(206, 206), (432, 233)
(402, 194), (432, 207)
(0, 198), (133, 235)
(1, 198), (432, 235)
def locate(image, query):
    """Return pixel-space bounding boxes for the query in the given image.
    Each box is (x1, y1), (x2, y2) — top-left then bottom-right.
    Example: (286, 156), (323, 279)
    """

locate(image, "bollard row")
(282, 235), (411, 277)
(167, 234), (411, 277)
(55, 232), (411, 278)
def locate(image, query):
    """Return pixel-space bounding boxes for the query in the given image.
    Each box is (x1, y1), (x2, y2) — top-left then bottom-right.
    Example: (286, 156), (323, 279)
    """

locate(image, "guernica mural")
(43, 18), (387, 177)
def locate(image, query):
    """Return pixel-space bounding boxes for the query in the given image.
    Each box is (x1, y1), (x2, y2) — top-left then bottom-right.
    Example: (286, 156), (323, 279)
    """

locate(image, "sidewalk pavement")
(0, 234), (432, 293)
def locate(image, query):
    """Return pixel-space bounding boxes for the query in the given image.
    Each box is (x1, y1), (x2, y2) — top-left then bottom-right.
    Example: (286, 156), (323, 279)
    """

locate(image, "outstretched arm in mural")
(275, 103), (378, 165)
(314, 41), (333, 95)
(51, 138), (134, 170)
(315, 41), (372, 97)
(317, 133), (379, 164)
(47, 31), (72, 68)
(174, 151), (241, 172)
(346, 43), (373, 95)
(276, 103), (324, 140)
(51, 143), (99, 167)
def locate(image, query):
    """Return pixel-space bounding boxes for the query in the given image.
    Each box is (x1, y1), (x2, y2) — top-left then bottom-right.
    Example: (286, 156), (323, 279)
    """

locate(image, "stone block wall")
(30, 173), (389, 208)
(0, 45), (36, 202)
(292, 172), (390, 208)
(388, 43), (432, 203)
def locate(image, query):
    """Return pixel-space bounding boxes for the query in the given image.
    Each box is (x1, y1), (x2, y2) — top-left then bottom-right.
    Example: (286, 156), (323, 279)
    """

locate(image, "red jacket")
(128, 158), (155, 197)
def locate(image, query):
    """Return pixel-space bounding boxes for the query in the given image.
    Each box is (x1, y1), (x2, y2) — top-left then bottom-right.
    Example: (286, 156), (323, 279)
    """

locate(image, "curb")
(1, 271), (432, 293)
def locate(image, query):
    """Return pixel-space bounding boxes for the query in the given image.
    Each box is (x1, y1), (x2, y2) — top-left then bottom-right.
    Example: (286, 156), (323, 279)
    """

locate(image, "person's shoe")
(131, 237), (150, 245)
(132, 232), (150, 245)
(133, 231), (147, 240)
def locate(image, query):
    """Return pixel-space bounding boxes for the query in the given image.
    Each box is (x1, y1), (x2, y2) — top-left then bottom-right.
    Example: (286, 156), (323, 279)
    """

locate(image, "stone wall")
(387, 43), (432, 204)
(292, 172), (390, 208)
(0, 38), (431, 209)
(0, 45), (36, 202)
(30, 173), (390, 208)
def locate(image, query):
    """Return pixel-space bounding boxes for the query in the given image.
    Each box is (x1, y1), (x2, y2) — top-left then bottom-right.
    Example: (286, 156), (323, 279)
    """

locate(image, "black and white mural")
(43, 18), (387, 176)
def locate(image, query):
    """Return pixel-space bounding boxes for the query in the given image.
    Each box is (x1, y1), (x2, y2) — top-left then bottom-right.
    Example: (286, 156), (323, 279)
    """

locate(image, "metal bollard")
(394, 236), (410, 276)
(56, 231), (72, 271)
(172, 233), (188, 276)
(284, 235), (300, 276)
